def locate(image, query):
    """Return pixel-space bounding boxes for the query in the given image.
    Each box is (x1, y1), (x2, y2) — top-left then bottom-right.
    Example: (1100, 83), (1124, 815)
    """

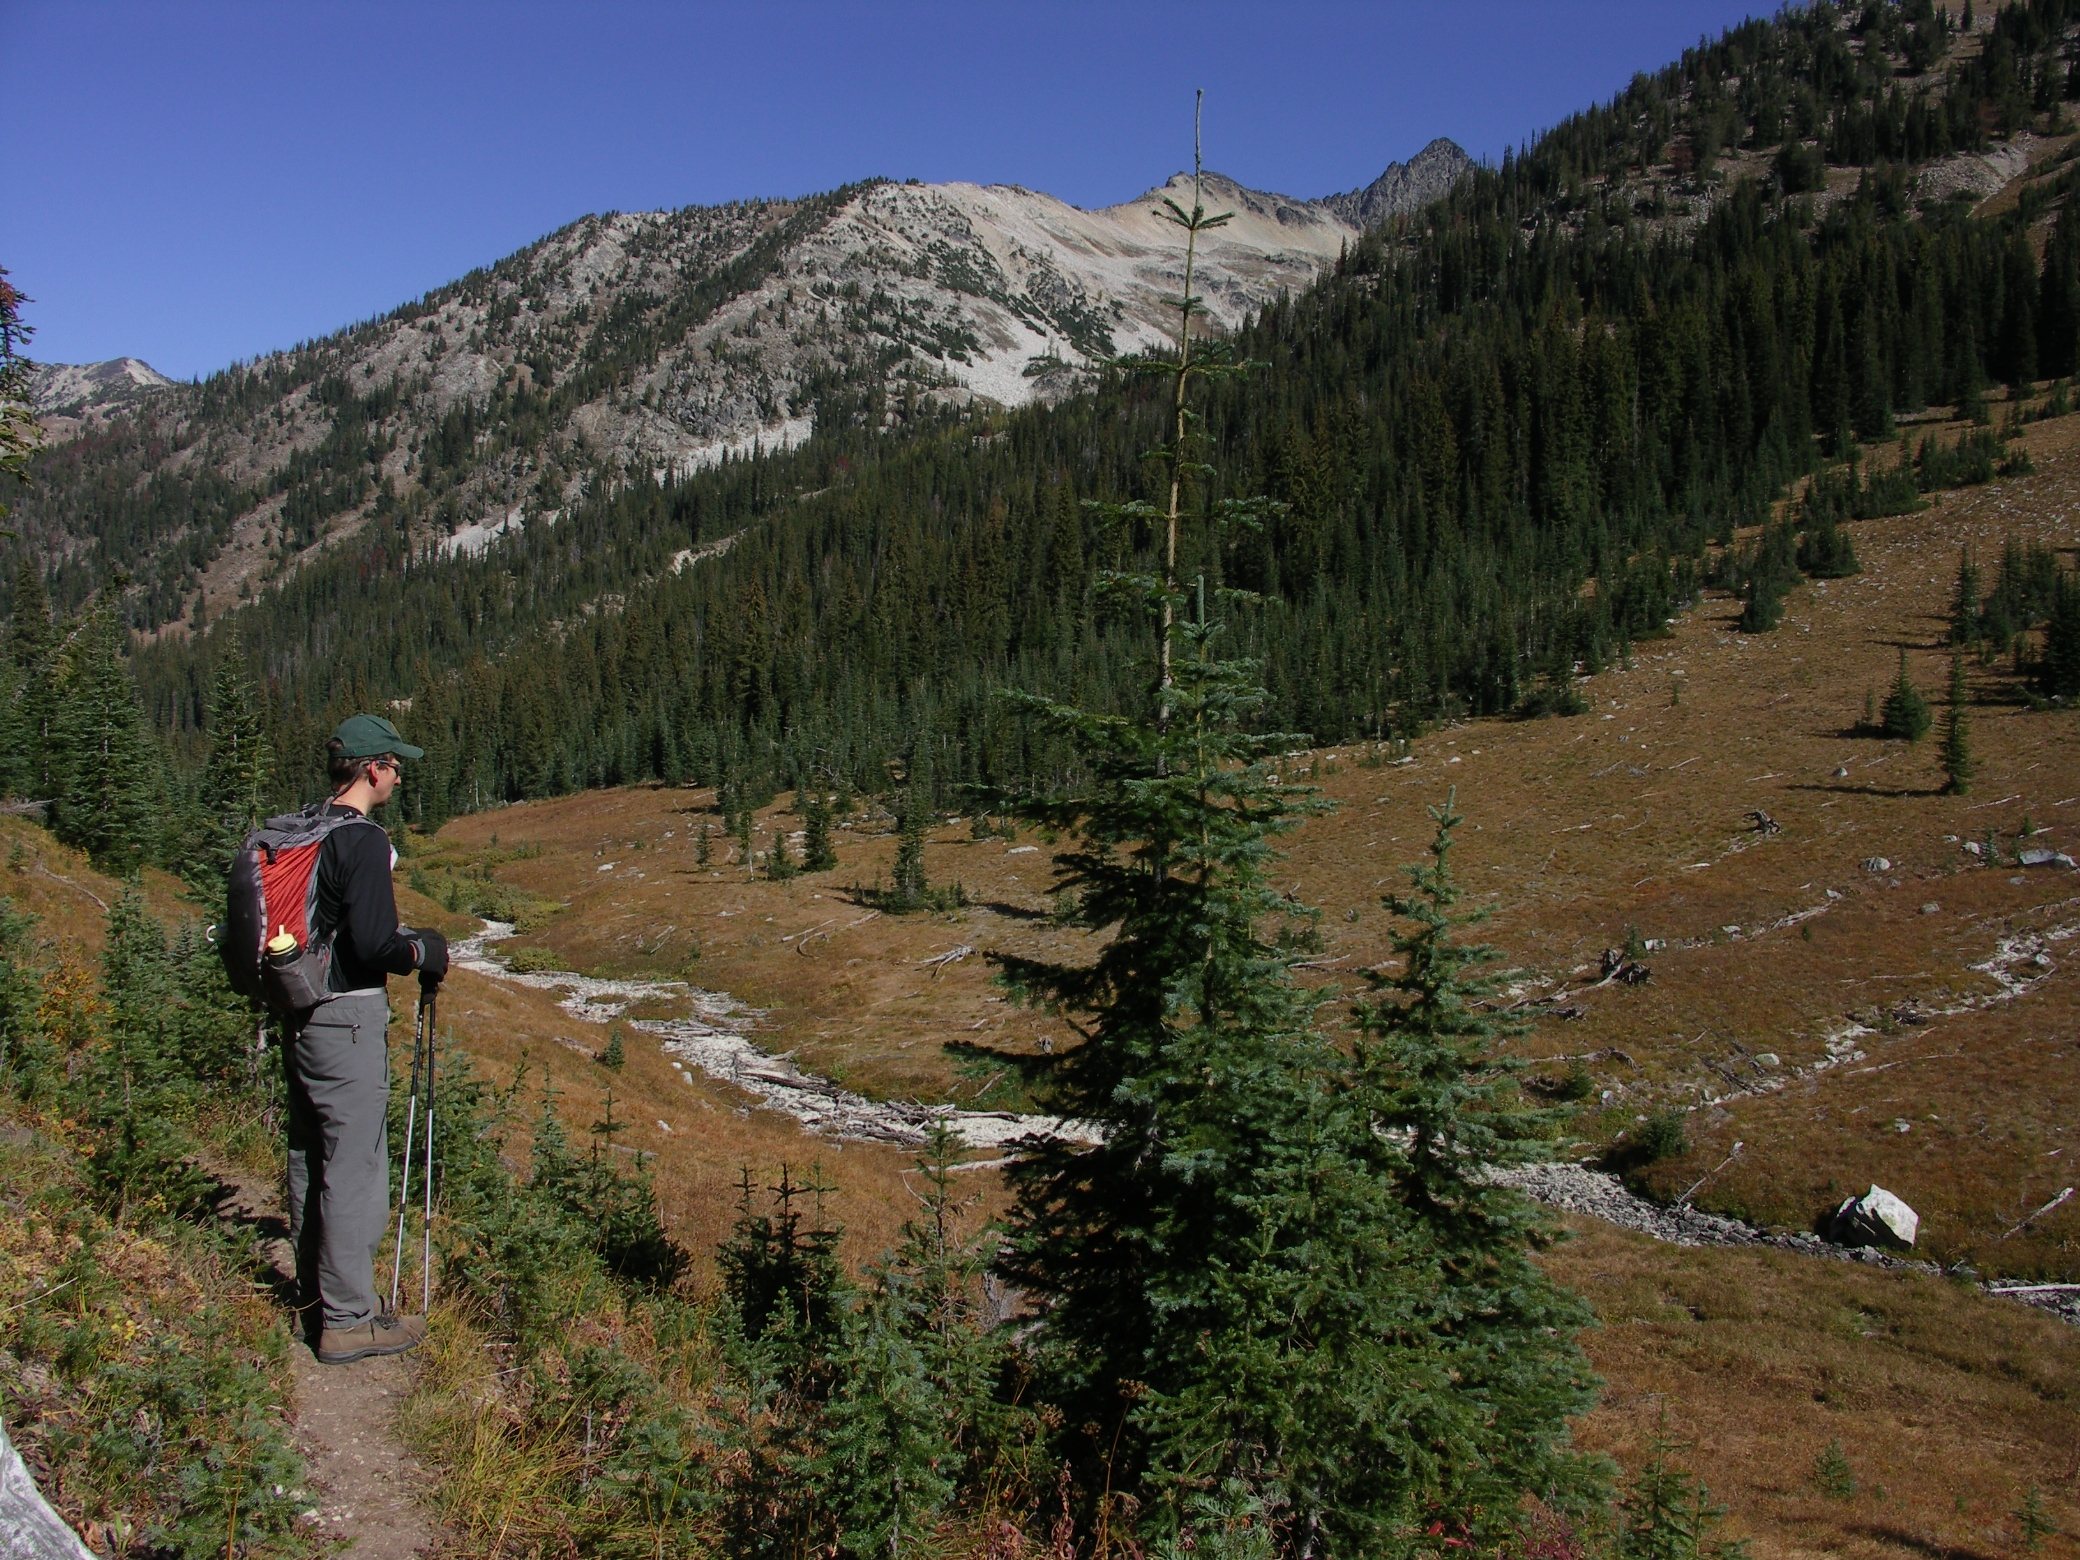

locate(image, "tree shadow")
(1785, 781), (1940, 799)
(202, 1170), (301, 1315)
(975, 899), (1052, 922)
(1845, 1523), (2000, 1560)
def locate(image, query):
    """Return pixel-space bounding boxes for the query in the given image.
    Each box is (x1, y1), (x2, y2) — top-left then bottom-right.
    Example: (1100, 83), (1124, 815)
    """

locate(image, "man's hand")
(408, 928), (450, 989)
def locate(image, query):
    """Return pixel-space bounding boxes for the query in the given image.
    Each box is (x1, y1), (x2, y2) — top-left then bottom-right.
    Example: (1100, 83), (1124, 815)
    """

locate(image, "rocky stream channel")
(455, 923), (2077, 1329)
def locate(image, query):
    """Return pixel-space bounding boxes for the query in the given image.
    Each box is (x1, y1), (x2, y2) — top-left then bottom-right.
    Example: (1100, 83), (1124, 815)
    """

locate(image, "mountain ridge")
(18, 146), (1467, 631)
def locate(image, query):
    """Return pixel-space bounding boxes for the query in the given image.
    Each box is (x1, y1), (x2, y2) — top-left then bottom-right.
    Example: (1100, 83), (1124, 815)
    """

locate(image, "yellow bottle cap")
(267, 929), (298, 956)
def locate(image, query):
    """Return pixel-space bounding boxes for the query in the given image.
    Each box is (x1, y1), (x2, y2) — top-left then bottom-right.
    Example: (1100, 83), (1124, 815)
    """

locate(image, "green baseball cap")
(331, 713), (425, 761)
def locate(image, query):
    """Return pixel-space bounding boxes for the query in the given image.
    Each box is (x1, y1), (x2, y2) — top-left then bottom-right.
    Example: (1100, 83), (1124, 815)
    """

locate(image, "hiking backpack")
(221, 805), (383, 1014)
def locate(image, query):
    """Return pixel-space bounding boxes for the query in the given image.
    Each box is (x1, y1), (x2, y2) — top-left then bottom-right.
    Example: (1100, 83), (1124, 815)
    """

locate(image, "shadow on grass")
(1785, 781), (1943, 799)
(975, 899), (1052, 922)
(204, 1171), (302, 1317)
(1846, 1522), (2002, 1560)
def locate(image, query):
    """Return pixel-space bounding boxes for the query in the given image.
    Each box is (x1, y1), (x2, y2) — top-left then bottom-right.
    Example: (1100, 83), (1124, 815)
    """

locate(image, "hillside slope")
(13, 143), (1465, 636)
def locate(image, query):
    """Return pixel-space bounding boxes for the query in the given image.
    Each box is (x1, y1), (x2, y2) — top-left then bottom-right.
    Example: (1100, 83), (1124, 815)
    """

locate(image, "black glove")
(408, 928), (450, 988)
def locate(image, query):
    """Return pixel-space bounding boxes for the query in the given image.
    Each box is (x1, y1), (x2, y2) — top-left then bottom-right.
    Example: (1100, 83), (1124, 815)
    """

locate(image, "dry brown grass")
(1550, 1220), (2079, 1559)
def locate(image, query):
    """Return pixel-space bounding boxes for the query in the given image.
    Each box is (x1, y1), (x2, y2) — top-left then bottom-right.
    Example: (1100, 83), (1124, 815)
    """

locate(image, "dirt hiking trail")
(209, 1172), (442, 1560)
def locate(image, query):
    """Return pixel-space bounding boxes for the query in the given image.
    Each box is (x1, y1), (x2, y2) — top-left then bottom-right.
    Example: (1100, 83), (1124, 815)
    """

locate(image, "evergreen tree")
(819, 1126), (1020, 1559)
(50, 603), (162, 871)
(1796, 504), (1860, 579)
(1880, 649), (1932, 741)
(87, 888), (206, 1221)
(800, 784), (838, 872)
(1941, 653), (1974, 795)
(889, 784), (929, 911)
(2039, 569), (2080, 698)
(1948, 546), (1982, 647)
(1344, 792), (1604, 1533)
(1614, 1434), (1749, 1560)
(713, 1166), (851, 1557)
(0, 654), (28, 800)
(696, 820), (714, 868)
(192, 642), (275, 888)
(8, 561), (61, 801)
(996, 109), (1601, 1553)
(767, 819), (797, 881)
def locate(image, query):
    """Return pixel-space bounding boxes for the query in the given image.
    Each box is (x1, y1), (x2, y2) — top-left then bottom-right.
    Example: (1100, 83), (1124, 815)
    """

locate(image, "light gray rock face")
(2019, 847), (2077, 869)
(28, 357), (174, 415)
(1832, 1185), (1920, 1250)
(0, 1417), (95, 1560)
(1316, 138), (1475, 229)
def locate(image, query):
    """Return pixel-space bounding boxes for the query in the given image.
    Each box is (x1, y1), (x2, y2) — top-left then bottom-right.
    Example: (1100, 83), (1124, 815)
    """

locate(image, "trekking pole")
(420, 983), (437, 1315)
(389, 991), (428, 1314)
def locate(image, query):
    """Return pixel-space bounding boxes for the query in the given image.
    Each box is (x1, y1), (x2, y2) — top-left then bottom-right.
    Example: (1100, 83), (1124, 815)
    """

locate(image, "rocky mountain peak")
(1317, 137), (1475, 230)
(30, 356), (175, 416)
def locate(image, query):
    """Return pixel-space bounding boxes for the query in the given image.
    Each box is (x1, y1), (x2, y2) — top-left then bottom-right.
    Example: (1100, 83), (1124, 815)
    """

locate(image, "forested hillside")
(12, 0), (2080, 847)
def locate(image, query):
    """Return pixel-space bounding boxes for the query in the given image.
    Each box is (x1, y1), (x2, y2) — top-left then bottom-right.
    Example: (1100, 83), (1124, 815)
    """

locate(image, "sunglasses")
(370, 757), (401, 775)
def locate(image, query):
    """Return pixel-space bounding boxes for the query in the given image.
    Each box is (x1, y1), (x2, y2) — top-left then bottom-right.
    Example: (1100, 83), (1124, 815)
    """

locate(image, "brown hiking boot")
(315, 1312), (425, 1364)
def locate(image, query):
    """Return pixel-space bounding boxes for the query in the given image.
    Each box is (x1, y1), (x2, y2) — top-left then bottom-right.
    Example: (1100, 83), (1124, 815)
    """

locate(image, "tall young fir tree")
(1344, 791), (1604, 1538)
(1941, 653), (1974, 796)
(193, 641), (276, 887)
(995, 103), (1602, 1554)
(7, 561), (62, 802)
(51, 602), (162, 871)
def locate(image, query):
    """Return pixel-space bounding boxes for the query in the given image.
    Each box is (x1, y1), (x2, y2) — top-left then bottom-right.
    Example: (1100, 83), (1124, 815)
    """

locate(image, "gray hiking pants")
(282, 990), (392, 1332)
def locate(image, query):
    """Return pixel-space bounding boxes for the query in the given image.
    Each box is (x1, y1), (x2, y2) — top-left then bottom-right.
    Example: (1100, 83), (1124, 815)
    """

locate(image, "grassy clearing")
(1550, 1220), (2080, 1559)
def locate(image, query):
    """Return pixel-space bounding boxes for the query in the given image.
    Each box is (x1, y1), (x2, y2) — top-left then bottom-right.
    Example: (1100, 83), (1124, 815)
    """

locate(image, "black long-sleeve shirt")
(310, 804), (419, 992)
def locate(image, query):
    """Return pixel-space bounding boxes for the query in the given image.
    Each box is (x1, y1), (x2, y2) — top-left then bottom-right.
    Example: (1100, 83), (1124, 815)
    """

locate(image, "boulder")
(1831, 1185), (1919, 1251)
(1861, 856), (1891, 873)
(2018, 848), (2077, 870)
(0, 1417), (96, 1560)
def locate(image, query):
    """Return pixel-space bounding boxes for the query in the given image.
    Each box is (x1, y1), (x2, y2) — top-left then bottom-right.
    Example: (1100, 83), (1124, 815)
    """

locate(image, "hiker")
(283, 714), (449, 1364)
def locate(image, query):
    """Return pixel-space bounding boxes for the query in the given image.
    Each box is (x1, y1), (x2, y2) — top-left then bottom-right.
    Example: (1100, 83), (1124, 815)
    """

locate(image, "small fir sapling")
(2014, 1485), (2057, 1554)
(1880, 650), (1931, 741)
(1811, 1439), (1856, 1500)
(820, 1124), (1026, 1558)
(1615, 1434), (1749, 1560)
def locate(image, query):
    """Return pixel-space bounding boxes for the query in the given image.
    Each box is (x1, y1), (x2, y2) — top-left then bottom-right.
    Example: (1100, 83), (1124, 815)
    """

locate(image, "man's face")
(368, 755), (402, 805)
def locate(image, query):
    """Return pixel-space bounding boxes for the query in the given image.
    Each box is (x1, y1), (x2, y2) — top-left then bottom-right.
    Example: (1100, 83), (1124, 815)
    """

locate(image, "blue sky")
(11, 2), (1770, 381)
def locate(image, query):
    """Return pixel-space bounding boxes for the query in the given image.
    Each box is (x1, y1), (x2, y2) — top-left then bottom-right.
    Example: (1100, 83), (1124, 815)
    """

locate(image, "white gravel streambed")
(454, 922), (2073, 1326)
(453, 922), (1097, 1150)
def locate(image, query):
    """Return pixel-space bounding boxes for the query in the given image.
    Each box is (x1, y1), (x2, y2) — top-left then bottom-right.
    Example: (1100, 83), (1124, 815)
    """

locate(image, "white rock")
(1833, 1185), (1919, 1249)
(2019, 848), (2076, 869)
(0, 1416), (96, 1559)
(1861, 857), (1891, 873)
